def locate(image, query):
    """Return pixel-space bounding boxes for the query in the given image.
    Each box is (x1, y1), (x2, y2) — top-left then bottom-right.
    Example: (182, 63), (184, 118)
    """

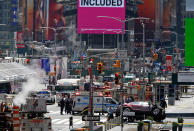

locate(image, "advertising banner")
(166, 55), (172, 72)
(77, 0), (125, 34)
(16, 32), (23, 42)
(135, 0), (155, 42)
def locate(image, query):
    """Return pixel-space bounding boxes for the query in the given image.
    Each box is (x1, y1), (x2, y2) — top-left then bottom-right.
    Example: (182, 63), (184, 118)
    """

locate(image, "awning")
(0, 62), (36, 82)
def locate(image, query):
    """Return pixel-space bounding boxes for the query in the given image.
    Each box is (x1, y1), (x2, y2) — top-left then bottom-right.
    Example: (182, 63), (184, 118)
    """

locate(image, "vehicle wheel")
(152, 108), (163, 122)
(123, 108), (135, 122)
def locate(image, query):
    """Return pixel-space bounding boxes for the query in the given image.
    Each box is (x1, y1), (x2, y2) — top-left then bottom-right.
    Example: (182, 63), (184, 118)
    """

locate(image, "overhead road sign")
(82, 115), (100, 121)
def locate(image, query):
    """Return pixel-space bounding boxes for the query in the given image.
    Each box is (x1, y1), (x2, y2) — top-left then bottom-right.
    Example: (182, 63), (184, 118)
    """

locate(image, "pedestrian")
(107, 106), (114, 121)
(64, 95), (67, 113)
(130, 96), (134, 102)
(60, 96), (65, 115)
(115, 104), (121, 117)
(160, 98), (167, 109)
(65, 95), (73, 114)
(126, 96), (132, 103)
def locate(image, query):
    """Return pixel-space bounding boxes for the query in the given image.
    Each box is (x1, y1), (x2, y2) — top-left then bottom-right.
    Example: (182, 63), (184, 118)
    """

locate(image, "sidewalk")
(108, 94), (194, 131)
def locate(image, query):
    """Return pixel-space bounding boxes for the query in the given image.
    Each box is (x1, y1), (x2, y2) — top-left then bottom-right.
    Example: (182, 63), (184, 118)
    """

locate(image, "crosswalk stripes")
(55, 119), (69, 124)
(52, 119), (61, 123)
(52, 117), (107, 125)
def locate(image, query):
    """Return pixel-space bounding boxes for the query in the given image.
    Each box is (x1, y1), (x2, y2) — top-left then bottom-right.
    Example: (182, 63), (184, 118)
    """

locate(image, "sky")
(186, 0), (194, 11)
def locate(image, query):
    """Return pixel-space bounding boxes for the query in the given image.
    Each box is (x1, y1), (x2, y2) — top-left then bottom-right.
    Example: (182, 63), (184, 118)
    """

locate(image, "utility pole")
(88, 61), (94, 131)
(141, 21), (145, 101)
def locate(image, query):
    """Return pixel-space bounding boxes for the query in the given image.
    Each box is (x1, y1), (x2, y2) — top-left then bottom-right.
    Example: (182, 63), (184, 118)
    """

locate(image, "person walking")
(160, 98), (167, 109)
(115, 104), (121, 117)
(65, 95), (73, 114)
(107, 106), (114, 121)
(60, 96), (65, 115)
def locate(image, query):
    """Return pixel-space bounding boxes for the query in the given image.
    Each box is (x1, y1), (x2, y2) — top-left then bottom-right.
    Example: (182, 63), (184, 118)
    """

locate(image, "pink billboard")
(77, 0), (125, 34)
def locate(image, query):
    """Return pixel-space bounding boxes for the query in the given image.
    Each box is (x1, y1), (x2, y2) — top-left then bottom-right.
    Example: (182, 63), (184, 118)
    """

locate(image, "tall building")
(0, 0), (22, 56)
(177, 0), (186, 50)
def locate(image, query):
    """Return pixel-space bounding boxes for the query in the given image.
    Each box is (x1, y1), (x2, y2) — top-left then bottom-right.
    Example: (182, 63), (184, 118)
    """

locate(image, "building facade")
(0, 0), (23, 56)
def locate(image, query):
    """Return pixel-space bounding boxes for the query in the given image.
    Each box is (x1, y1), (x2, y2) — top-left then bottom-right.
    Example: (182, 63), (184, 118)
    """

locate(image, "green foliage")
(147, 116), (153, 121)
(178, 117), (184, 123)
(172, 122), (178, 127)
(138, 121), (144, 126)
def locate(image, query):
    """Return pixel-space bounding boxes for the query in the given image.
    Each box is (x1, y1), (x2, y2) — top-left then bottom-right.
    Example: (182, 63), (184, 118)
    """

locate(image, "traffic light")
(153, 53), (158, 60)
(81, 56), (83, 61)
(26, 58), (30, 64)
(90, 58), (94, 63)
(54, 65), (56, 72)
(97, 62), (103, 74)
(115, 72), (119, 84)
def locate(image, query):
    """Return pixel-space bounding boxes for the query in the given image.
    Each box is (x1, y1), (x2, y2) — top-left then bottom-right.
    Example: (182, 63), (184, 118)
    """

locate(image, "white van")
(72, 95), (119, 114)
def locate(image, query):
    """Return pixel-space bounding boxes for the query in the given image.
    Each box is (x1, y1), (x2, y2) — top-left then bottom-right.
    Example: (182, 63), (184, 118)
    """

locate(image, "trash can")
(143, 120), (152, 131)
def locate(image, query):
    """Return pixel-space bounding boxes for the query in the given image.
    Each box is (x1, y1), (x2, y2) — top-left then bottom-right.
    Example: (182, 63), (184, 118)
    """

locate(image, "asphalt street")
(45, 103), (107, 131)
(46, 93), (194, 131)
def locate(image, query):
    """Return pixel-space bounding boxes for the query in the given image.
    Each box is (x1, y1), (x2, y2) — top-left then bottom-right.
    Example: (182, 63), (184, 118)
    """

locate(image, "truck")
(72, 92), (119, 115)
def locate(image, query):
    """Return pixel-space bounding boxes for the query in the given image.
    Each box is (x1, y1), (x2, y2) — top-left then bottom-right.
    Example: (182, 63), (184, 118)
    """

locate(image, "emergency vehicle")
(71, 92), (119, 115)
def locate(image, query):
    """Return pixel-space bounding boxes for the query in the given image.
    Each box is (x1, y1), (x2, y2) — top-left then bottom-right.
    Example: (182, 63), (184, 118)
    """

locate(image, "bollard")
(69, 116), (73, 129)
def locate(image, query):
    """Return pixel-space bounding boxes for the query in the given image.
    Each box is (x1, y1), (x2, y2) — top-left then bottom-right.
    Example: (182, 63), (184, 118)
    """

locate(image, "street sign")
(116, 89), (127, 93)
(82, 115), (100, 121)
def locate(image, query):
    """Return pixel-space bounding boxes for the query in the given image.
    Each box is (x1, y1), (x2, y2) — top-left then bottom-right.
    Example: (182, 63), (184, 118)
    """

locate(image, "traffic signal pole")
(88, 62), (94, 131)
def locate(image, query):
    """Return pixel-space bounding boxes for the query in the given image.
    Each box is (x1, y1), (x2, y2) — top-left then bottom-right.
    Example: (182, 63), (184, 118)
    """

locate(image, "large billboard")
(22, 0), (34, 34)
(161, 0), (176, 42)
(77, 0), (125, 34)
(48, 0), (66, 40)
(185, 18), (194, 66)
(135, 0), (155, 42)
(34, 0), (49, 41)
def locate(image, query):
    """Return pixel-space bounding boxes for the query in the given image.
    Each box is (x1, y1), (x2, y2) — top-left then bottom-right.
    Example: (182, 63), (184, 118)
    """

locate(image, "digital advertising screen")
(185, 18), (194, 66)
(77, 0), (125, 34)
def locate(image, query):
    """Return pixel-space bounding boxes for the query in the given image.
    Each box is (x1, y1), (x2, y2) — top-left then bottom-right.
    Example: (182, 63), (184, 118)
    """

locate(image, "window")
(77, 98), (80, 102)
(106, 98), (116, 104)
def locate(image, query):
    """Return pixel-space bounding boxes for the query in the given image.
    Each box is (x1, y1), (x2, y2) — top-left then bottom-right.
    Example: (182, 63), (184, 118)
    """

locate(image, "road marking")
(49, 111), (60, 114)
(55, 119), (69, 124)
(52, 119), (61, 123)
(74, 119), (83, 125)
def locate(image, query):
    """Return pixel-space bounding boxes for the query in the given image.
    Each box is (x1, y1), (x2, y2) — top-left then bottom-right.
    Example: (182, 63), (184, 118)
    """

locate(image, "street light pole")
(121, 20), (124, 50)
(141, 21), (145, 101)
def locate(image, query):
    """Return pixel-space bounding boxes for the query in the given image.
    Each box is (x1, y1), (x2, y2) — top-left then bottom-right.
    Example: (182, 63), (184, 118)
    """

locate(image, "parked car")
(36, 90), (55, 104)
(122, 102), (166, 122)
